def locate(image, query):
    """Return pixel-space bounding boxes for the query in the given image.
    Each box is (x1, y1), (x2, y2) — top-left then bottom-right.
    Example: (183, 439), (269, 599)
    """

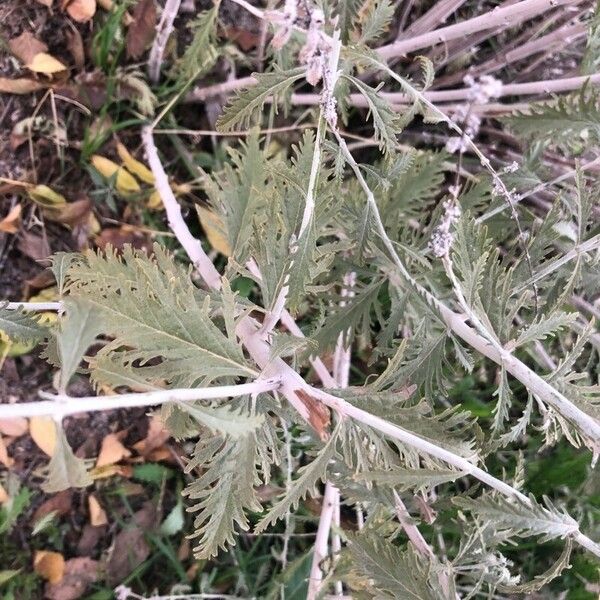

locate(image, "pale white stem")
(393, 491), (435, 559)
(378, 0), (576, 59)
(572, 296), (600, 321)
(142, 127), (223, 290)
(148, 0), (182, 83)
(514, 234), (600, 295)
(332, 130), (600, 450)
(307, 482), (340, 600)
(188, 73), (600, 106)
(3, 302), (61, 311)
(303, 384), (600, 559)
(0, 380), (281, 419)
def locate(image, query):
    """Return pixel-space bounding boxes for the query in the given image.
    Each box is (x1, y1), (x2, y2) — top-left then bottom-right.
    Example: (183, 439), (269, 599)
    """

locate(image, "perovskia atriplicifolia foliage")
(3, 0), (600, 597)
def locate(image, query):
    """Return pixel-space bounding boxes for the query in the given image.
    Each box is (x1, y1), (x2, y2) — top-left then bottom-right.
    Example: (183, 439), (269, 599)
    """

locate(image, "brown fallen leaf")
(9, 31), (48, 65)
(126, 0), (157, 59)
(95, 226), (151, 253)
(0, 436), (14, 468)
(132, 414), (170, 457)
(294, 389), (331, 441)
(34, 550), (65, 584)
(33, 490), (74, 522)
(65, 28), (85, 70)
(96, 433), (131, 467)
(45, 198), (92, 228)
(0, 77), (47, 94)
(36, 0), (54, 6)
(18, 231), (52, 262)
(88, 494), (108, 526)
(76, 524), (106, 556)
(63, 0), (97, 22)
(30, 416), (57, 456)
(0, 205), (22, 234)
(45, 557), (99, 600)
(0, 416), (28, 437)
(106, 502), (157, 585)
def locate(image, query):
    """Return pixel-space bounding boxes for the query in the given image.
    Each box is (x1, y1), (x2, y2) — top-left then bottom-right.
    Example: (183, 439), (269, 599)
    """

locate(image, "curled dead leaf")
(88, 493), (108, 526)
(63, 0), (97, 22)
(0, 417), (28, 437)
(0, 77), (47, 95)
(132, 414), (170, 457)
(0, 436), (14, 468)
(65, 28), (85, 70)
(34, 551), (65, 584)
(96, 433), (131, 467)
(0, 205), (22, 234)
(30, 416), (57, 456)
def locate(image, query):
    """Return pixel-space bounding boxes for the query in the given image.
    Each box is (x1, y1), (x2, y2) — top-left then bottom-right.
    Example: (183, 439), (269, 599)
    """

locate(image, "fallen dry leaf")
(95, 226), (151, 253)
(30, 416), (57, 456)
(116, 143), (154, 184)
(18, 231), (51, 262)
(27, 53), (68, 74)
(45, 199), (92, 228)
(96, 433), (131, 467)
(0, 205), (22, 234)
(33, 490), (73, 522)
(36, 0), (54, 6)
(28, 184), (68, 210)
(91, 155), (141, 195)
(0, 77), (47, 94)
(65, 28), (85, 70)
(45, 557), (99, 600)
(132, 414), (170, 457)
(0, 436), (14, 468)
(63, 0), (97, 22)
(34, 551), (65, 584)
(9, 31), (47, 65)
(106, 502), (157, 585)
(0, 416), (28, 437)
(126, 0), (157, 59)
(88, 494), (108, 526)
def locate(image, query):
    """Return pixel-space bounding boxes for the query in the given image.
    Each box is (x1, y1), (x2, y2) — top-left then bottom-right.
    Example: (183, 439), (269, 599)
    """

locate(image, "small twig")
(378, 0), (575, 59)
(148, 0), (182, 83)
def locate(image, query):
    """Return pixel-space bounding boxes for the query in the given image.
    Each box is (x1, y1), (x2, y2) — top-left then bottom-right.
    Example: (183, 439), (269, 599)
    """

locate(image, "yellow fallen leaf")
(196, 206), (232, 256)
(91, 155), (140, 195)
(0, 436), (14, 468)
(0, 205), (21, 233)
(28, 185), (67, 209)
(34, 551), (65, 584)
(96, 433), (131, 467)
(30, 416), (57, 457)
(116, 143), (154, 184)
(0, 417), (28, 437)
(27, 53), (67, 74)
(88, 493), (108, 526)
(64, 0), (96, 22)
(147, 190), (163, 210)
